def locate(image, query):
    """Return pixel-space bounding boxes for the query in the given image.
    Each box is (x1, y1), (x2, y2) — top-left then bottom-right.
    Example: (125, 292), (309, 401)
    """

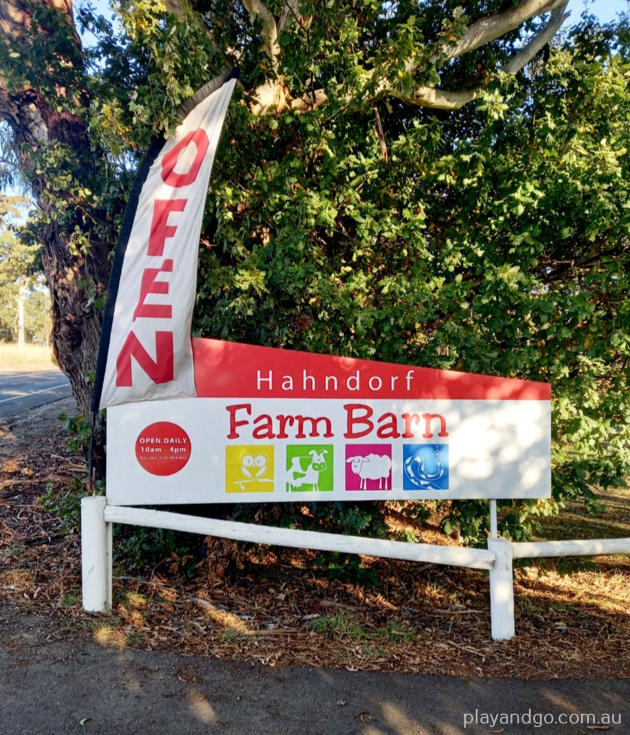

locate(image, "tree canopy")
(0, 193), (48, 344)
(0, 0), (628, 540)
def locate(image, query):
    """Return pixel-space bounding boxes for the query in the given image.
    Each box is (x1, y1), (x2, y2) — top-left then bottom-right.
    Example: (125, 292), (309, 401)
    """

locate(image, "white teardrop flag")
(93, 70), (238, 410)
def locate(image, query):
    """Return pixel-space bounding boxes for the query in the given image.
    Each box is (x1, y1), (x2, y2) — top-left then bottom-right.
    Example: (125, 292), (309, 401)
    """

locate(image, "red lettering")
(133, 260), (173, 321)
(295, 415), (333, 439)
(226, 404), (252, 439)
(253, 414), (275, 439)
(402, 412), (421, 439)
(376, 412), (400, 439)
(161, 129), (209, 187)
(148, 199), (187, 257)
(116, 331), (173, 387)
(422, 413), (449, 438)
(344, 403), (374, 439)
(276, 414), (294, 439)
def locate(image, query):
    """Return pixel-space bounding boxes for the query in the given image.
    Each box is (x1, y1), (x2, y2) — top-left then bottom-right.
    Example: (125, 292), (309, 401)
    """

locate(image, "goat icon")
(403, 444), (449, 491)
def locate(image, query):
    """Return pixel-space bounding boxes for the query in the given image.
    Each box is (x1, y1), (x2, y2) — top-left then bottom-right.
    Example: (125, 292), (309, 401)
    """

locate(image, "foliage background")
(2, 1), (629, 543)
(0, 194), (50, 344)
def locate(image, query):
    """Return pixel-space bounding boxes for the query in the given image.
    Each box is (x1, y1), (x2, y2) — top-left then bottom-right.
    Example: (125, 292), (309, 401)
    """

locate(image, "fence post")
(488, 537), (514, 640)
(81, 496), (112, 613)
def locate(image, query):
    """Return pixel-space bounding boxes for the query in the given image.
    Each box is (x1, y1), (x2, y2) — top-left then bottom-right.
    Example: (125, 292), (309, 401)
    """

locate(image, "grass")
(59, 590), (81, 608)
(311, 612), (368, 639)
(534, 485), (630, 541)
(0, 342), (57, 372)
(223, 628), (248, 644)
(311, 613), (416, 642)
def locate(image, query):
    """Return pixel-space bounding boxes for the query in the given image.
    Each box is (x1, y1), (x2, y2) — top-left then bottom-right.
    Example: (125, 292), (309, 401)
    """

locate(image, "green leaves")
(5, 1), (629, 543)
(194, 12), (628, 541)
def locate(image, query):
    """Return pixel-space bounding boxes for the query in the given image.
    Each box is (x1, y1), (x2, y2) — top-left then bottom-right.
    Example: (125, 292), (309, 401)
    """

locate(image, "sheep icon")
(286, 449), (329, 492)
(346, 452), (392, 490)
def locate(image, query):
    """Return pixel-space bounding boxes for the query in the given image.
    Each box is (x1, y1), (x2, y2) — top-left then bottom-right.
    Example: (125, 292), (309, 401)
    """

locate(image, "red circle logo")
(135, 422), (191, 476)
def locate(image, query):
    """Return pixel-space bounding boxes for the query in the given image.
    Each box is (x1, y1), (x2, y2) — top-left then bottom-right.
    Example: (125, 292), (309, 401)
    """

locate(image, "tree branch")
(242, 0), (280, 74)
(441, 0), (568, 60)
(249, 0), (569, 115)
(503, 3), (569, 74)
(289, 87), (328, 113)
(165, 0), (191, 19)
(278, 0), (303, 35)
(389, 3), (570, 111)
(394, 84), (478, 111)
(373, 104), (388, 161)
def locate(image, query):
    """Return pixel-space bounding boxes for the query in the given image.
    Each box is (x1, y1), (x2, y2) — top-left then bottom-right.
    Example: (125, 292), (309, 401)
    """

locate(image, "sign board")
(106, 338), (551, 505)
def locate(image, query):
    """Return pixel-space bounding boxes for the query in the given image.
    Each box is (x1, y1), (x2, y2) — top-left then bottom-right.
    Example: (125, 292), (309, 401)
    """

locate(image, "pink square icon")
(345, 445), (392, 491)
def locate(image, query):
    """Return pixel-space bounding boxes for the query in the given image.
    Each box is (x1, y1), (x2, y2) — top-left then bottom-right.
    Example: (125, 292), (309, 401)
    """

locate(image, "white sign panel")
(106, 338), (551, 505)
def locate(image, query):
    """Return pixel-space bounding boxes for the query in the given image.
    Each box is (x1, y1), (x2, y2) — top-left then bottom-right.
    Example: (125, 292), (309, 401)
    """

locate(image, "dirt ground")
(2, 605), (629, 735)
(1, 397), (630, 684)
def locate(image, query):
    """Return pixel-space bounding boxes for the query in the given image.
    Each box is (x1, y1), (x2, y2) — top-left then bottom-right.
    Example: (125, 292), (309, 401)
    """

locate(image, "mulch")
(1, 397), (629, 680)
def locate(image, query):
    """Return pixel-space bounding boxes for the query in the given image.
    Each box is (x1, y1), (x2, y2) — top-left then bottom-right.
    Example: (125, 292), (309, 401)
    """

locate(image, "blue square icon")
(403, 444), (449, 491)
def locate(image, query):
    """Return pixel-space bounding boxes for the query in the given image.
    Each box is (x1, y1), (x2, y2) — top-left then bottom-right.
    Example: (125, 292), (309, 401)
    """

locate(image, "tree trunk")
(16, 282), (25, 346)
(43, 226), (109, 473)
(0, 0), (110, 474)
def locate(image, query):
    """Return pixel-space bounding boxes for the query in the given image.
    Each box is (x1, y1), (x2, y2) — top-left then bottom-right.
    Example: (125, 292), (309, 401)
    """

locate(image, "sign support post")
(81, 496), (112, 614)
(489, 499), (498, 538)
(488, 536), (515, 640)
(487, 498), (515, 639)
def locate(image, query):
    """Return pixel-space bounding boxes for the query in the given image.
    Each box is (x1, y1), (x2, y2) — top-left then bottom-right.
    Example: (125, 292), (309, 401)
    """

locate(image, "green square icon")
(285, 445), (333, 492)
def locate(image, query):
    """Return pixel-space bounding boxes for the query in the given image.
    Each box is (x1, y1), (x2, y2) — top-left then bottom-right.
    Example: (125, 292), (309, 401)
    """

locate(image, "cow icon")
(285, 446), (333, 492)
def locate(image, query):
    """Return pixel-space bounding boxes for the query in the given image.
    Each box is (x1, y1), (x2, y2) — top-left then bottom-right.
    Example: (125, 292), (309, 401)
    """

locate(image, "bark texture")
(0, 0), (109, 471)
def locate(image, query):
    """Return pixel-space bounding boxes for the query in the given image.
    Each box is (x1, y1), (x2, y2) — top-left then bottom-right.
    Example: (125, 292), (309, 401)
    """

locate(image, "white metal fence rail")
(81, 497), (630, 641)
(511, 538), (630, 558)
(103, 504), (495, 569)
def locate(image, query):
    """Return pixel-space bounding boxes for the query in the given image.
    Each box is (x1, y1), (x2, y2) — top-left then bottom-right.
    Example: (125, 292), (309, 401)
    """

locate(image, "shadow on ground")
(1, 609), (629, 735)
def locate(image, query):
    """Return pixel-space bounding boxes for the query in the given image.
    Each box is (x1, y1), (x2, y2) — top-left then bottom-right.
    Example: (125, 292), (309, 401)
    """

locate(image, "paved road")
(0, 370), (72, 418)
(1, 614), (628, 735)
